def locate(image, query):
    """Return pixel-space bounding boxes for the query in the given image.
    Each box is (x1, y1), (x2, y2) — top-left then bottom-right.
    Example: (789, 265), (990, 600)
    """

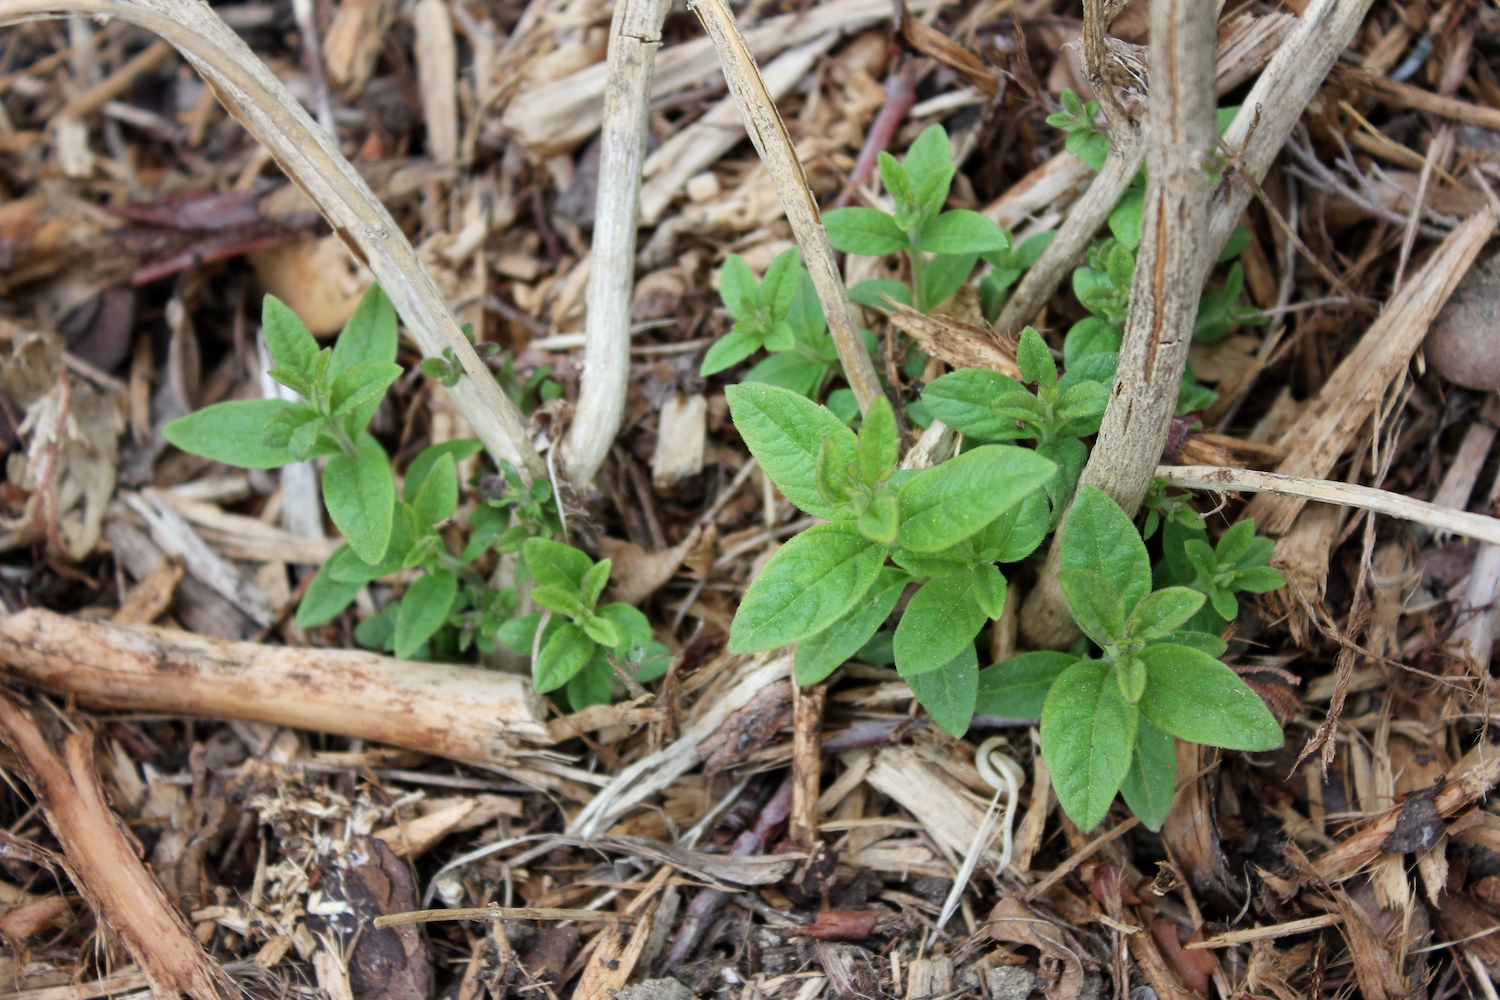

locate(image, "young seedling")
(701, 248), (853, 402)
(921, 327), (1111, 526)
(497, 539), (669, 709)
(827, 124), (1011, 314)
(1046, 89), (1111, 171)
(1159, 516), (1287, 634)
(979, 230), (1057, 323)
(723, 382), (1055, 733)
(982, 487), (1283, 830)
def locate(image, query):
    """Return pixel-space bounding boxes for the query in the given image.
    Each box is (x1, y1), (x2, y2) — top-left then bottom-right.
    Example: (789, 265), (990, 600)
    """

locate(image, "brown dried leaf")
(313, 836), (433, 1000)
(987, 895), (1086, 1000)
(884, 303), (1020, 378)
(599, 521), (711, 606)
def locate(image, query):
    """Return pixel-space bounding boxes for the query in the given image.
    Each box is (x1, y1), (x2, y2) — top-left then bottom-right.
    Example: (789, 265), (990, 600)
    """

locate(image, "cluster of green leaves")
(724, 382), (1056, 735)
(1157, 515), (1286, 635)
(828, 125), (1010, 314)
(1046, 89), (1110, 171)
(699, 248), (853, 404)
(978, 230), (1055, 323)
(923, 328), (1109, 527)
(981, 488), (1283, 830)
(496, 539), (671, 709)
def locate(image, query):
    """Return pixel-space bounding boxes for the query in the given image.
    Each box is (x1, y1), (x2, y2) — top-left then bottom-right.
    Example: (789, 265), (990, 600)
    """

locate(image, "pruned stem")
(562, 0), (670, 487)
(689, 0), (884, 414)
(2, 0), (547, 483)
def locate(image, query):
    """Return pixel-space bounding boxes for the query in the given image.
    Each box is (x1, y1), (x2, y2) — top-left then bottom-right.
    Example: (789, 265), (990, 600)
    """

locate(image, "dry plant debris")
(7, 0), (1500, 998)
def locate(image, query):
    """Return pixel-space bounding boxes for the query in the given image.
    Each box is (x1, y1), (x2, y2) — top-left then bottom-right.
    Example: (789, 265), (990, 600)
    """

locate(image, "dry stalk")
(0, 691), (233, 1000)
(0, 609), (552, 757)
(1020, 0), (1214, 648)
(994, 0), (1143, 338)
(687, 0), (884, 414)
(1156, 465), (1500, 547)
(0, 0), (547, 483)
(562, 0), (670, 487)
(1022, 0), (1386, 646)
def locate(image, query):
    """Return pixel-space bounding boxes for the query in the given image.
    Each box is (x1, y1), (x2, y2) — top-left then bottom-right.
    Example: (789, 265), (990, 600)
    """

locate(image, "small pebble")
(1425, 252), (1500, 391)
(985, 965), (1036, 1000)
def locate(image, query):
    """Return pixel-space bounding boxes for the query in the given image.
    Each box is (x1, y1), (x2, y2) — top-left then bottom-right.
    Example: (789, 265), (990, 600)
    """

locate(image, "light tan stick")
(375, 905), (639, 928)
(1077, 0), (1217, 519)
(1023, 816), (1139, 902)
(0, 0), (545, 483)
(0, 609), (551, 757)
(1020, 0), (1215, 649)
(1202, 0), (1380, 273)
(58, 38), (174, 119)
(1187, 913), (1343, 949)
(562, 0), (669, 487)
(0, 691), (232, 1000)
(1243, 204), (1498, 534)
(687, 0), (883, 414)
(1157, 465), (1500, 546)
(789, 682), (826, 846)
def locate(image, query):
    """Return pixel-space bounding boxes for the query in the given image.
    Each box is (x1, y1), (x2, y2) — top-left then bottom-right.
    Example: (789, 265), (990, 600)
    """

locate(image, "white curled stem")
(934, 736), (1022, 934)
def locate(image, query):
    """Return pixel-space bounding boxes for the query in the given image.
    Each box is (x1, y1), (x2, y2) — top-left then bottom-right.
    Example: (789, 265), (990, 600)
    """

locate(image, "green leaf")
(729, 522), (886, 653)
(1235, 565), (1287, 593)
(898, 444), (1056, 552)
(976, 651), (1076, 718)
(1162, 516), (1207, 583)
(524, 537), (594, 590)
(294, 565), (362, 628)
(323, 433), (395, 564)
(331, 284), (398, 376)
(597, 602), (652, 660)
(795, 567), (908, 685)
(580, 559), (611, 609)
(1216, 519), (1256, 565)
(1108, 188), (1145, 250)
(849, 280), (913, 310)
(719, 255), (758, 321)
(922, 370), (1027, 441)
(1117, 652), (1147, 703)
(1015, 327), (1057, 390)
(635, 642), (674, 683)
(857, 494), (900, 545)
(497, 613), (545, 655)
(262, 404), (321, 448)
(761, 247), (802, 320)
(1119, 716), (1176, 830)
(971, 563), (1007, 619)
(1036, 438), (1087, 527)
(878, 151), (913, 206)
(534, 622), (596, 692)
(262, 295), (320, 379)
(411, 453), (458, 528)
(330, 360), (402, 417)
(1062, 486), (1152, 613)
(1055, 379), (1110, 422)
(1137, 643), (1282, 751)
(893, 573), (988, 677)
(916, 210), (1010, 254)
(581, 613), (620, 647)
(816, 436), (854, 509)
(921, 253), (978, 310)
(726, 383), (857, 520)
(1129, 587), (1206, 641)
(268, 367), (314, 399)
(973, 489), (1050, 563)
(164, 399), (299, 469)
(404, 440), (483, 501)
(856, 396), (898, 484)
(701, 326), (765, 376)
(824, 207), (910, 257)
(1058, 568), (1126, 647)
(1063, 317), (1122, 366)
(909, 645), (979, 738)
(913, 166), (956, 225)
(567, 655), (614, 710)
(904, 124), (952, 186)
(1157, 630), (1227, 658)
(745, 351), (829, 399)
(532, 585), (590, 620)
(1041, 659), (1137, 830)
(394, 569), (458, 658)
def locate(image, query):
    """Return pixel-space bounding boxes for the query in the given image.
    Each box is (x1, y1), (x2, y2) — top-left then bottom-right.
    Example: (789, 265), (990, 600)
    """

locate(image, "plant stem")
(1020, 0), (1215, 650)
(906, 246), (927, 313)
(327, 418), (358, 457)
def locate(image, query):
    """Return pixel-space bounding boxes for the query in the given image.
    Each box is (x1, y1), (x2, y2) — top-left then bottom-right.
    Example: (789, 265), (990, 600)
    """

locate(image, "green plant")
(921, 328), (1110, 527)
(496, 539), (671, 709)
(700, 248), (856, 400)
(1157, 516), (1286, 634)
(828, 124), (1011, 314)
(1046, 89), (1111, 171)
(983, 487), (1282, 830)
(723, 382), (1056, 729)
(979, 230), (1056, 322)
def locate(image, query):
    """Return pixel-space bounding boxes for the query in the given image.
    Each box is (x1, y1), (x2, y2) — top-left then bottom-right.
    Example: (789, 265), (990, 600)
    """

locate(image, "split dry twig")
(375, 905), (640, 929)
(687, 0), (884, 413)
